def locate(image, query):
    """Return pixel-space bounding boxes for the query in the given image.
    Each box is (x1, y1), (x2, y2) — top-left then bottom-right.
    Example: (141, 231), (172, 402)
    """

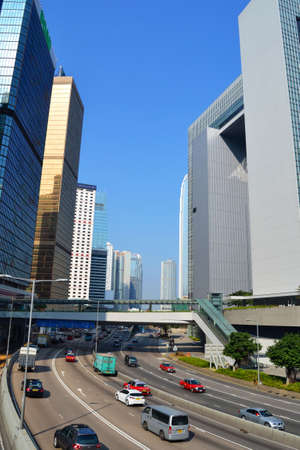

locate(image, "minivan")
(141, 405), (189, 441)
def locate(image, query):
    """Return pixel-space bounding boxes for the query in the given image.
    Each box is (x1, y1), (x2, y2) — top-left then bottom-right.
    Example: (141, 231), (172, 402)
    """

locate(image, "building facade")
(89, 191), (108, 300)
(130, 253), (143, 300)
(160, 259), (176, 300)
(105, 242), (115, 299)
(31, 76), (84, 299)
(69, 184), (96, 299)
(189, 0), (300, 298)
(0, 0), (55, 286)
(179, 174), (188, 299)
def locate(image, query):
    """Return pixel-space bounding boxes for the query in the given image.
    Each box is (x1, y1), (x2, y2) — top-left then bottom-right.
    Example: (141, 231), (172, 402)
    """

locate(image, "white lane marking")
(280, 415), (300, 422)
(52, 350), (150, 450)
(58, 413), (64, 419)
(191, 425), (252, 450)
(77, 388), (86, 397)
(61, 370), (64, 377)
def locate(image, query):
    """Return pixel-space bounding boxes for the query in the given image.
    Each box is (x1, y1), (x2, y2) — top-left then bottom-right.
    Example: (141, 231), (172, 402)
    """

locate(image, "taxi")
(123, 379), (151, 395)
(179, 378), (206, 393)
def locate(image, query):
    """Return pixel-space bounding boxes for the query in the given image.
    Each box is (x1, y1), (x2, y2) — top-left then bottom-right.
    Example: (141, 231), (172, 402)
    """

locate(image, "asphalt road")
(9, 328), (300, 450)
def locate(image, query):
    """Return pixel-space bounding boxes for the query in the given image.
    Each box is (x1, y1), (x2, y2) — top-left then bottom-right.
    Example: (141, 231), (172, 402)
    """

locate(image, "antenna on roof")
(58, 65), (66, 77)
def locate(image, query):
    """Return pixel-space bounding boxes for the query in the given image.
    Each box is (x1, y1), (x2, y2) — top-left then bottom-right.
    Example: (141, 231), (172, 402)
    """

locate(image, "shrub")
(178, 356), (210, 368)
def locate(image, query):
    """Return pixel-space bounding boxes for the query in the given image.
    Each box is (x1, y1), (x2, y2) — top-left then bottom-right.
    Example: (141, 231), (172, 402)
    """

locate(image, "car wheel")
(142, 421), (148, 431)
(241, 415), (246, 420)
(159, 430), (165, 440)
(53, 436), (59, 448)
(115, 394), (119, 401)
(264, 422), (271, 427)
(125, 399), (129, 406)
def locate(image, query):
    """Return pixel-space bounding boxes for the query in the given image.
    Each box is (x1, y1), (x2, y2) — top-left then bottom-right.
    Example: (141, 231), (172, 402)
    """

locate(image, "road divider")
(0, 364), (38, 449)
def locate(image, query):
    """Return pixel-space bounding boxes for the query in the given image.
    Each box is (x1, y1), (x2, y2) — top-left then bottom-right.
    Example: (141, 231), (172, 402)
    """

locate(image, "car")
(126, 344), (133, 350)
(113, 341), (120, 348)
(65, 352), (76, 362)
(160, 362), (176, 373)
(21, 379), (44, 397)
(53, 424), (101, 449)
(67, 335), (73, 341)
(65, 348), (73, 355)
(132, 339), (138, 343)
(239, 407), (285, 430)
(124, 355), (138, 367)
(115, 388), (146, 406)
(179, 379), (206, 392)
(123, 379), (151, 395)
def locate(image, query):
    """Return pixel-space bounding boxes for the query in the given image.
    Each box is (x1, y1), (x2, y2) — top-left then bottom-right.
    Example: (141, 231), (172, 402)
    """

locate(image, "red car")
(179, 378), (206, 393)
(65, 352), (76, 362)
(160, 362), (176, 373)
(123, 379), (151, 395)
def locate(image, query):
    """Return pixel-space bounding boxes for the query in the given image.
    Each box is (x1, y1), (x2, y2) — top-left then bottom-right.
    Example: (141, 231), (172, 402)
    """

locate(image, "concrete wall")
(0, 367), (36, 449)
(225, 306), (300, 327)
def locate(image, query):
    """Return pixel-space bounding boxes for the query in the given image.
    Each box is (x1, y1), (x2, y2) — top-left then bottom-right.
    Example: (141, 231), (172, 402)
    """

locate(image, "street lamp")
(0, 274), (67, 429)
(95, 300), (100, 354)
(246, 318), (261, 384)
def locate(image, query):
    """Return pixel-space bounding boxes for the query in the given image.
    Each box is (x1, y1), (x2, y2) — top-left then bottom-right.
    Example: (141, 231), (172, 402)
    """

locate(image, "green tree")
(223, 332), (260, 370)
(266, 333), (300, 384)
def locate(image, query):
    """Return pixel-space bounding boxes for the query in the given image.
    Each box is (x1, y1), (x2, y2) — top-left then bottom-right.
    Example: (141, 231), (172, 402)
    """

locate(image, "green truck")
(93, 353), (117, 376)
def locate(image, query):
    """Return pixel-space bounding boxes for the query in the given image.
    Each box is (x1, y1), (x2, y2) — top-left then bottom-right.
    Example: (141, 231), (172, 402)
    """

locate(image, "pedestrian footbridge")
(0, 298), (235, 347)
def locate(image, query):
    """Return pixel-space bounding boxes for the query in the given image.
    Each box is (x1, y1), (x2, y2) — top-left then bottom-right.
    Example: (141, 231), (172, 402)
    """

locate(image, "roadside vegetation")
(178, 355), (210, 368)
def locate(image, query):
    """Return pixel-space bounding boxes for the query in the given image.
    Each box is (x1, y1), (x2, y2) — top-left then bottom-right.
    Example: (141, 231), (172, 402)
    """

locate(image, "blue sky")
(43, 0), (250, 299)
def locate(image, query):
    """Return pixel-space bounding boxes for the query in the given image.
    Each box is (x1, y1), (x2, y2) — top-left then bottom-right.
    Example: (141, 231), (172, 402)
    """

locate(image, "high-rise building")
(130, 253), (143, 300)
(116, 251), (131, 300)
(0, 0), (55, 287)
(160, 260), (176, 300)
(92, 192), (108, 250)
(31, 76), (84, 299)
(105, 242), (115, 299)
(69, 184), (96, 299)
(189, 0), (300, 298)
(179, 174), (188, 299)
(89, 249), (107, 300)
(89, 191), (108, 300)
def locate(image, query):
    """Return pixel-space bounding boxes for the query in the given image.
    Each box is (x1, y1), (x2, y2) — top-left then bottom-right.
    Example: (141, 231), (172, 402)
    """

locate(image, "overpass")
(0, 298), (235, 347)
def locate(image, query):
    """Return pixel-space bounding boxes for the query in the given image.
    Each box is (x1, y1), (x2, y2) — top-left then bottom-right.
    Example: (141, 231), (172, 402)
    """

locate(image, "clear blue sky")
(43, 0), (250, 299)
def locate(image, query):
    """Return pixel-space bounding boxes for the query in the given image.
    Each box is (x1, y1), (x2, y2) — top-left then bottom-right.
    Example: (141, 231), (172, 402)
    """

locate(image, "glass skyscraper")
(92, 191), (107, 250)
(179, 174), (188, 299)
(0, 0), (55, 284)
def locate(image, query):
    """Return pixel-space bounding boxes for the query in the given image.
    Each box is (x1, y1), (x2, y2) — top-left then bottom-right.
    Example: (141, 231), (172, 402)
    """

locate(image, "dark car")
(21, 379), (44, 397)
(53, 424), (101, 449)
(124, 355), (138, 367)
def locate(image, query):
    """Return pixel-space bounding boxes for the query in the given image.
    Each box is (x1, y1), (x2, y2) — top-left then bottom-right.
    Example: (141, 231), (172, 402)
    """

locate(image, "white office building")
(189, 0), (300, 298)
(160, 259), (176, 300)
(68, 184), (96, 299)
(179, 174), (188, 299)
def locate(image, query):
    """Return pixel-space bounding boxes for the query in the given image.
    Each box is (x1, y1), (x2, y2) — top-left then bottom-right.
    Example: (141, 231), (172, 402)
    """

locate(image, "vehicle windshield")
(172, 415), (188, 426)
(163, 363), (171, 366)
(260, 410), (272, 417)
(129, 357), (136, 361)
(29, 381), (42, 388)
(136, 383), (146, 387)
(77, 434), (98, 444)
(129, 393), (142, 397)
(190, 380), (201, 384)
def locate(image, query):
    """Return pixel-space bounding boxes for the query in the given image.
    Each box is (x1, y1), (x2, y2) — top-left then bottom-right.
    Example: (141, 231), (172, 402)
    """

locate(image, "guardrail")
(0, 355), (40, 449)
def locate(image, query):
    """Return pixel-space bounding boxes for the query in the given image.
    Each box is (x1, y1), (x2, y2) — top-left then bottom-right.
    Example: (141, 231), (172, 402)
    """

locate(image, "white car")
(115, 389), (146, 406)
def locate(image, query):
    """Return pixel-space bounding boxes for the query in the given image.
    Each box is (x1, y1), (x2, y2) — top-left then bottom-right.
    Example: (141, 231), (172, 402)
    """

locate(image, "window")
(172, 415), (188, 426)
(152, 409), (169, 424)
(297, 17), (300, 44)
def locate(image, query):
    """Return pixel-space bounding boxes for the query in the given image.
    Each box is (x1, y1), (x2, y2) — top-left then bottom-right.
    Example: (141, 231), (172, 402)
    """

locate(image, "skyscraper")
(69, 184), (96, 299)
(31, 76), (84, 299)
(130, 253), (143, 300)
(160, 260), (176, 300)
(189, 0), (300, 298)
(0, 0), (55, 286)
(105, 242), (115, 299)
(89, 191), (108, 300)
(179, 174), (188, 299)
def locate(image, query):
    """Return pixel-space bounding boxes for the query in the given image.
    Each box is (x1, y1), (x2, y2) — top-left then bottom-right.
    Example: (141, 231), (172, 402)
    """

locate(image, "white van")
(141, 405), (189, 441)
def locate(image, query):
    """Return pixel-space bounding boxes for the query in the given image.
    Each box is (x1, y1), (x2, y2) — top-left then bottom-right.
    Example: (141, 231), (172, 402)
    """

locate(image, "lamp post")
(246, 319), (261, 384)
(0, 274), (67, 429)
(5, 296), (14, 367)
(95, 300), (100, 354)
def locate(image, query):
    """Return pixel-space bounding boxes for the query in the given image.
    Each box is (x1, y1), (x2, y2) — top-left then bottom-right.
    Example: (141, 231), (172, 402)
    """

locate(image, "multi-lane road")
(10, 329), (300, 449)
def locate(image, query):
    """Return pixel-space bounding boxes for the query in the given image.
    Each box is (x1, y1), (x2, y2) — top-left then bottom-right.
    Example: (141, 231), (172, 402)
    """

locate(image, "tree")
(266, 333), (300, 384)
(223, 332), (260, 370)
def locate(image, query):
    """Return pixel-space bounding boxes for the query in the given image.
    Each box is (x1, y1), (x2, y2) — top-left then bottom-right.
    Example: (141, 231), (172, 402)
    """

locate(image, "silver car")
(239, 407), (285, 430)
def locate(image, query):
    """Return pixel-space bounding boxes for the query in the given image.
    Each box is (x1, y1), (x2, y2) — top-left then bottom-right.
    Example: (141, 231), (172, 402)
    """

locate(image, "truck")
(18, 346), (37, 371)
(93, 353), (117, 376)
(37, 334), (50, 347)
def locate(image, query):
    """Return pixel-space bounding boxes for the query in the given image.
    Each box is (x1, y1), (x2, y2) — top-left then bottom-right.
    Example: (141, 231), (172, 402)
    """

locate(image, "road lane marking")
(61, 370), (64, 377)
(191, 425), (252, 450)
(77, 388), (86, 397)
(52, 350), (150, 450)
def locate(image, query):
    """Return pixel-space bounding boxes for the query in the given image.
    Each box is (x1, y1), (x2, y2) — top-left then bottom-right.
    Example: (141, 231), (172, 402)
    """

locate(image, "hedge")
(178, 356), (210, 368)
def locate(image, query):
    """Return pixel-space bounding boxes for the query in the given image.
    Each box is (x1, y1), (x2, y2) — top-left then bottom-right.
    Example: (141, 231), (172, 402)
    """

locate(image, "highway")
(10, 328), (300, 449)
